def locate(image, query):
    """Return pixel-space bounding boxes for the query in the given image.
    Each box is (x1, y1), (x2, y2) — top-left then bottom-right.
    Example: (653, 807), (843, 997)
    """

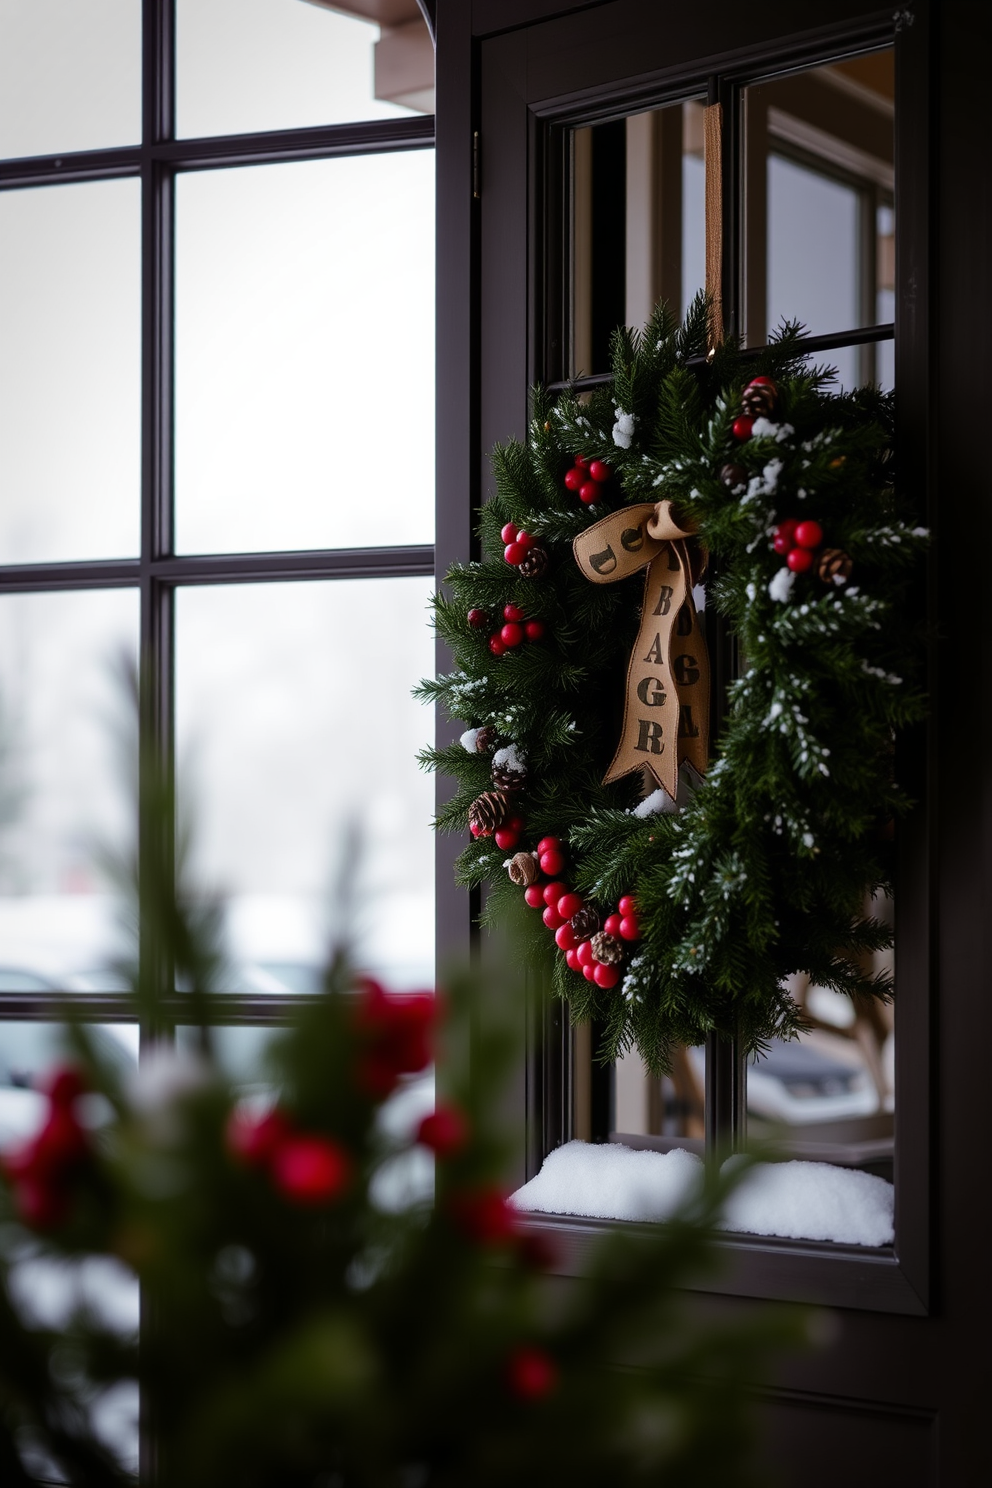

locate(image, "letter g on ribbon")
(572, 501), (710, 800)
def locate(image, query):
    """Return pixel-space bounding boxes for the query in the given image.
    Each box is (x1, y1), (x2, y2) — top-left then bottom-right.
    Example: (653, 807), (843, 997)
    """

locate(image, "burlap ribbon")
(572, 501), (710, 800)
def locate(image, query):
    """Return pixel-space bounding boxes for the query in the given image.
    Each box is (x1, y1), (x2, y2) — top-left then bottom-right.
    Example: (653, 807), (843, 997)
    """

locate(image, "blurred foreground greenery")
(0, 703), (802, 1487)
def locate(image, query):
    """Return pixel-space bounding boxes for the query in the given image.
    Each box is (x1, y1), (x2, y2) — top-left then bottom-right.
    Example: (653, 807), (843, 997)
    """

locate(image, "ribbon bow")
(572, 501), (710, 800)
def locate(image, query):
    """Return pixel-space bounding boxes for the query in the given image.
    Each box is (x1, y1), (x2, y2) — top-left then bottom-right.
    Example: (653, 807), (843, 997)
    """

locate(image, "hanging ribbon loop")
(572, 501), (710, 800)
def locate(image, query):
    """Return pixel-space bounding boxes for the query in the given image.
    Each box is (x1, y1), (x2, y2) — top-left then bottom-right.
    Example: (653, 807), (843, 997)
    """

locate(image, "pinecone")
(492, 761), (527, 792)
(507, 852), (539, 887)
(570, 905), (601, 939)
(590, 931), (623, 966)
(741, 378), (778, 419)
(817, 548), (854, 584)
(468, 790), (511, 834)
(518, 544), (549, 580)
(474, 724), (497, 753)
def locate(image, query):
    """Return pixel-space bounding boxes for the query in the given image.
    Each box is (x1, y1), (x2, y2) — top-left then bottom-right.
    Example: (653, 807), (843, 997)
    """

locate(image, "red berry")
(564, 467), (584, 491)
(582, 963), (596, 981)
(564, 948), (580, 971)
(470, 821), (483, 837)
(618, 915), (641, 942)
(354, 984), (435, 1096)
(524, 885), (545, 908)
(508, 815), (525, 831)
(516, 1230), (558, 1269)
(489, 635), (506, 656)
(787, 546), (813, 573)
(503, 603), (525, 622)
(524, 620), (545, 641)
(501, 522), (518, 544)
(271, 1134), (351, 1205)
(504, 542), (525, 565)
(574, 455), (591, 470)
(450, 1187), (516, 1245)
(618, 896), (638, 915)
(467, 608), (489, 629)
(593, 963), (621, 989)
(516, 530), (535, 550)
(537, 837), (561, 855)
(506, 1345), (558, 1401)
(794, 519), (823, 550)
(556, 892), (583, 920)
(579, 481), (600, 504)
(501, 622), (524, 648)
(494, 827), (520, 851)
(539, 848), (565, 877)
(555, 923), (576, 951)
(542, 905), (563, 931)
(576, 940), (595, 968)
(603, 913), (623, 938)
(226, 1106), (292, 1167)
(15, 1178), (70, 1230)
(588, 459), (612, 483)
(543, 881), (567, 906)
(747, 375), (774, 388)
(772, 532), (791, 555)
(43, 1066), (85, 1107)
(732, 415), (754, 441)
(776, 519), (798, 542)
(417, 1105), (469, 1157)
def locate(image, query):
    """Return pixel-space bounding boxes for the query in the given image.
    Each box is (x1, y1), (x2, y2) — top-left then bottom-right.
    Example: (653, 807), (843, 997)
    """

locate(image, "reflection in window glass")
(572, 100), (706, 378)
(743, 48), (894, 380)
(0, 180), (141, 565)
(175, 152), (435, 554)
(175, 578), (435, 992)
(177, 0), (430, 139)
(0, 591), (138, 990)
(767, 155), (858, 340)
(0, 0), (140, 160)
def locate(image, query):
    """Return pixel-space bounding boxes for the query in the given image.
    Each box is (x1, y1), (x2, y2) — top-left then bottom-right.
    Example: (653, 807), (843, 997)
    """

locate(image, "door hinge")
(473, 131), (481, 199)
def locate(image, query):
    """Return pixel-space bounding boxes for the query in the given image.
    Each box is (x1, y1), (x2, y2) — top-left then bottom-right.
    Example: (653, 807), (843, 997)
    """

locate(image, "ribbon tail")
(602, 544), (687, 799)
(670, 541), (710, 780)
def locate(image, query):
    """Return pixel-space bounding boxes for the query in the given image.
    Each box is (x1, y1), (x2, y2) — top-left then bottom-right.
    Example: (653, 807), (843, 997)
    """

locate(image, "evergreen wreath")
(417, 299), (928, 1071)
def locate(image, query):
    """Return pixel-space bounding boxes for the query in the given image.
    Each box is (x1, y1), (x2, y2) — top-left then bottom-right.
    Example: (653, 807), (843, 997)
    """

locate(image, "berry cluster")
(228, 1104), (352, 1206)
(563, 454), (612, 505)
(731, 375), (778, 442)
(468, 604), (546, 657)
(470, 807), (525, 851)
(2, 1067), (90, 1229)
(501, 522), (537, 564)
(517, 837), (641, 990)
(773, 518), (823, 573)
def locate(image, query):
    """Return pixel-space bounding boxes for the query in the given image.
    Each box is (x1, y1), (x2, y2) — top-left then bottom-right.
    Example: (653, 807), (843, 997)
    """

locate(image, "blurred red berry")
(506, 1345), (558, 1400)
(271, 1134), (351, 1206)
(450, 1187), (517, 1245)
(226, 1106), (292, 1167)
(355, 981), (436, 1097)
(417, 1105), (469, 1157)
(14, 1177), (71, 1231)
(42, 1065), (86, 1107)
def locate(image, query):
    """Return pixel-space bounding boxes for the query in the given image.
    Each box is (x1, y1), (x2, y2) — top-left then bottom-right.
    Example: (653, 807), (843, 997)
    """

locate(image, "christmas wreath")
(417, 300), (927, 1070)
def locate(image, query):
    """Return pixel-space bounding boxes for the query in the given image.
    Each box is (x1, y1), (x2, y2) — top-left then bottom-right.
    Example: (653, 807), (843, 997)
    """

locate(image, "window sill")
(518, 1212), (928, 1315)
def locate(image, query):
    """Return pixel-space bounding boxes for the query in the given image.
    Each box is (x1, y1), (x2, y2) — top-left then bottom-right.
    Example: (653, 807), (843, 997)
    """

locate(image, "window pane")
(176, 0), (431, 139)
(0, 591), (138, 989)
(0, 1021), (138, 1145)
(174, 153), (435, 554)
(175, 579), (435, 991)
(0, 0), (140, 160)
(742, 49), (894, 348)
(0, 181), (141, 565)
(571, 100), (706, 378)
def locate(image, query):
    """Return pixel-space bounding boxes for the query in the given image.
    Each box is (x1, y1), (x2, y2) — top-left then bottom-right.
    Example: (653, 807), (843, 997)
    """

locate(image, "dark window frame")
(447, 0), (932, 1316)
(0, 4), (435, 1042)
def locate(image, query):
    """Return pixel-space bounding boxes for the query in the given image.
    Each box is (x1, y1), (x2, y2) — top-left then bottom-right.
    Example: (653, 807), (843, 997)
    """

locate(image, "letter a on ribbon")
(572, 501), (710, 800)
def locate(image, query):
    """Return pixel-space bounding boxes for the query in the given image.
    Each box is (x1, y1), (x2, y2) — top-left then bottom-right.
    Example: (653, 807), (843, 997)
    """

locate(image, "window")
(0, 3), (436, 1464)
